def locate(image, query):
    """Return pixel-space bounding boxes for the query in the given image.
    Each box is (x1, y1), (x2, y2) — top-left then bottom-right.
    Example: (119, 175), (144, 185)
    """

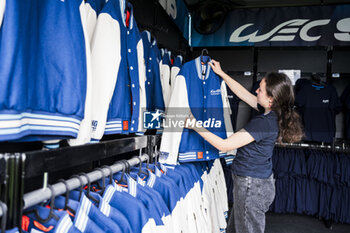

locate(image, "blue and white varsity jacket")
(0, 0), (4, 27)
(26, 206), (79, 233)
(85, 0), (106, 42)
(0, 0), (88, 142)
(159, 56), (235, 165)
(141, 31), (165, 112)
(170, 55), (183, 92)
(160, 50), (172, 108)
(90, 0), (146, 140)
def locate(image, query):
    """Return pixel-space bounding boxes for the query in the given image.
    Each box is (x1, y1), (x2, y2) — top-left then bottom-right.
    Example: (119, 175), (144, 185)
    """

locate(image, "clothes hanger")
(311, 73), (323, 86)
(138, 149), (150, 175)
(34, 185), (60, 223)
(200, 48), (209, 64)
(0, 201), (7, 233)
(153, 145), (159, 166)
(101, 165), (114, 185)
(94, 167), (106, 195)
(57, 179), (76, 216)
(71, 175), (84, 201)
(134, 154), (148, 177)
(117, 161), (128, 185)
(138, 153), (151, 171)
(122, 160), (131, 175)
(79, 173), (100, 205)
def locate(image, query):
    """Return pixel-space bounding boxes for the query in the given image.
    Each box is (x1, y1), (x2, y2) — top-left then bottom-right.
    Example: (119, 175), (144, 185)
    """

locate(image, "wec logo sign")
(229, 18), (350, 43)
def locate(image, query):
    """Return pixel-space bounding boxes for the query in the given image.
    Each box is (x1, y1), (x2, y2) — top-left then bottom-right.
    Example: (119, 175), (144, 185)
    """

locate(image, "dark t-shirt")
(232, 110), (278, 179)
(295, 83), (342, 143)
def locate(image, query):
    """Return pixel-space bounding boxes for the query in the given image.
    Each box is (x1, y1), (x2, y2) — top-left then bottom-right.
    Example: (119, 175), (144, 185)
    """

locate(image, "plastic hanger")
(94, 167), (106, 195)
(79, 173), (100, 205)
(311, 73), (323, 86)
(57, 179), (76, 216)
(101, 165), (114, 185)
(134, 154), (148, 177)
(34, 185), (60, 223)
(117, 161), (128, 185)
(200, 48), (209, 64)
(0, 201), (7, 233)
(71, 175), (84, 201)
(139, 149), (150, 175)
(153, 145), (159, 166)
(123, 160), (131, 175)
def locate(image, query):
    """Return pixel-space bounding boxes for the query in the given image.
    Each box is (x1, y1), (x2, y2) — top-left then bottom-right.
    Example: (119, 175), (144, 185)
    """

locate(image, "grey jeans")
(227, 174), (276, 233)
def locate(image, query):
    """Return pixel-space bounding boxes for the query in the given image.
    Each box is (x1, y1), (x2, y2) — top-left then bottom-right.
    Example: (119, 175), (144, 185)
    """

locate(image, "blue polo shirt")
(232, 110), (278, 179)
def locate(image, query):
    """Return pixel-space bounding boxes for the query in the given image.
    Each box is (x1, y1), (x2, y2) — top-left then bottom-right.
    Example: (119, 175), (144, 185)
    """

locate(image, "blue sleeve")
(244, 116), (274, 142)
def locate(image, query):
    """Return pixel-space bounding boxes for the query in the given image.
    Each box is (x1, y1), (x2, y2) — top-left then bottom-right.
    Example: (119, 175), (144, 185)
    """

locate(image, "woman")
(186, 60), (303, 233)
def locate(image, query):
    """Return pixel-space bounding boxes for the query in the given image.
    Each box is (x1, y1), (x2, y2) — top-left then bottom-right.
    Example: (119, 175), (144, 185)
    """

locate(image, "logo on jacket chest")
(322, 99), (329, 103)
(210, 89), (221, 96)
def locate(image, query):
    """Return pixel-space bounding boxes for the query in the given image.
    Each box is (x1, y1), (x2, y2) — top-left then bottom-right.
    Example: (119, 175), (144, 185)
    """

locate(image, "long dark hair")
(265, 72), (303, 143)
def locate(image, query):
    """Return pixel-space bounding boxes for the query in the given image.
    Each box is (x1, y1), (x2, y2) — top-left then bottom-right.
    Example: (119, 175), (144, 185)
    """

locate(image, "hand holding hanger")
(209, 59), (224, 76)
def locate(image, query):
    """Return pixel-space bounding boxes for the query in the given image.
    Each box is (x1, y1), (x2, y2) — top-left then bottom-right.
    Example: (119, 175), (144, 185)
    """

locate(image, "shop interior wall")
(192, 47), (350, 140)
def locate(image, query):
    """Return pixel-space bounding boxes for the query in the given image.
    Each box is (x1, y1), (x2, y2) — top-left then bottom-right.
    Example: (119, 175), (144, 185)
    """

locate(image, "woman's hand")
(209, 59), (224, 76)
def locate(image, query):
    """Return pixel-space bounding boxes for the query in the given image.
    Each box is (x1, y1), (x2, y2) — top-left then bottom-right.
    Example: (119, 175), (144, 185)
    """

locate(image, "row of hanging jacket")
(270, 147), (350, 224)
(159, 54), (235, 165)
(250, 78), (342, 143)
(6, 156), (228, 233)
(0, 0), (184, 145)
(158, 48), (184, 110)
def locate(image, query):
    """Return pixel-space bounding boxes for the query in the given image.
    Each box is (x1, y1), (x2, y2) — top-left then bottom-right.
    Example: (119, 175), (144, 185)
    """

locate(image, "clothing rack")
(23, 153), (150, 210)
(275, 141), (350, 153)
(0, 153), (24, 225)
(158, 44), (188, 59)
(0, 134), (161, 230)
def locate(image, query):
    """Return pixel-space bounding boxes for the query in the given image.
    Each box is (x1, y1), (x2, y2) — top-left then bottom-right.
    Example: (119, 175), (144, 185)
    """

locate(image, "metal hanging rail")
(275, 141), (350, 153)
(23, 153), (150, 210)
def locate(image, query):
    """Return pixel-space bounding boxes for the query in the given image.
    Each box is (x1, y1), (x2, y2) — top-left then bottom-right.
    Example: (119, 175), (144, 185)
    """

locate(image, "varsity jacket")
(160, 50), (172, 108)
(104, 185), (157, 233)
(141, 31), (165, 112)
(137, 164), (185, 233)
(68, 0), (94, 146)
(69, 192), (123, 233)
(90, 0), (146, 140)
(0, 0), (88, 142)
(25, 206), (80, 233)
(0, 0), (4, 27)
(85, 0), (106, 42)
(170, 55), (183, 91)
(159, 56), (235, 165)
